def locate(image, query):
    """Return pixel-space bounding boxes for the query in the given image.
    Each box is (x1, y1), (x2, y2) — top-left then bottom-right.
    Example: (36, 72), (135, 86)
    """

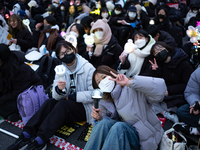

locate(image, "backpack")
(17, 85), (49, 125)
(36, 56), (60, 89)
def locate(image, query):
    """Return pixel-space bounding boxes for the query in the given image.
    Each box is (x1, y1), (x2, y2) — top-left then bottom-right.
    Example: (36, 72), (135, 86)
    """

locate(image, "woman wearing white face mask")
(185, 4), (199, 25)
(116, 5), (141, 48)
(100, 7), (110, 21)
(84, 65), (166, 150)
(109, 4), (126, 38)
(119, 29), (155, 77)
(69, 23), (88, 59)
(87, 19), (123, 70)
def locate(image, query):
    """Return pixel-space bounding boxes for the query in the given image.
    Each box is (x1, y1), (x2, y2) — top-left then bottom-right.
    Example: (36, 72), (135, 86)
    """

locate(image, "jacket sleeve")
(129, 75), (167, 104)
(184, 68), (200, 106)
(0, 64), (34, 105)
(17, 29), (32, 52)
(76, 64), (96, 103)
(110, 44), (123, 70)
(32, 30), (41, 47)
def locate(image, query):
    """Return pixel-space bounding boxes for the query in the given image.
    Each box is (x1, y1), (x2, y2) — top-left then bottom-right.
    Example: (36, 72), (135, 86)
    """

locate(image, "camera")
(193, 101), (200, 111)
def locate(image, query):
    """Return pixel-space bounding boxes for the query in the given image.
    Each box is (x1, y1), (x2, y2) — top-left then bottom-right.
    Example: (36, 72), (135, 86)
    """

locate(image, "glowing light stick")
(84, 33), (95, 58)
(65, 34), (77, 48)
(91, 89), (103, 109)
(117, 39), (136, 72)
(149, 20), (155, 25)
(55, 65), (66, 92)
(23, 19), (32, 33)
(197, 21), (200, 27)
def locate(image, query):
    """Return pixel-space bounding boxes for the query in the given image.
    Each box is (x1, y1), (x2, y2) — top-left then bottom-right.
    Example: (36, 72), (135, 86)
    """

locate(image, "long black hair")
(70, 23), (85, 43)
(0, 44), (19, 94)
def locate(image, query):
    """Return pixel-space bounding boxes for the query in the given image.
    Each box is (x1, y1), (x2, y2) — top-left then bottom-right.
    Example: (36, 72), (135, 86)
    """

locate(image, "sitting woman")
(69, 23), (88, 60)
(8, 14), (32, 52)
(84, 65), (167, 150)
(0, 44), (42, 122)
(150, 42), (193, 123)
(154, 7), (171, 32)
(87, 19), (123, 70)
(119, 29), (155, 77)
(32, 16), (63, 55)
(7, 41), (95, 150)
(116, 5), (141, 48)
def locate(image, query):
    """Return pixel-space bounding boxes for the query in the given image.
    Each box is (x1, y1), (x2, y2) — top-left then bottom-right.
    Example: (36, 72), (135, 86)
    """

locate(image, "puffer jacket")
(184, 67), (200, 106)
(52, 54), (95, 124)
(99, 75), (167, 150)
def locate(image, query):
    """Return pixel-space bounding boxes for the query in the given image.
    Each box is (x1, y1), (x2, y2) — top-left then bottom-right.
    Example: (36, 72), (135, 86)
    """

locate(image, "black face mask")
(158, 14), (165, 19)
(61, 53), (75, 64)
(155, 49), (168, 62)
(43, 24), (51, 30)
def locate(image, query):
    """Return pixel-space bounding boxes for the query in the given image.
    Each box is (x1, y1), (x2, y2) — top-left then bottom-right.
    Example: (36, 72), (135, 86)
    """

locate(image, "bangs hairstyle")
(150, 41), (175, 56)
(132, 29), (149, 39)
(8, 14), (26, 32)
(92, 65), (118, 102)
(55, 40), (77, 59)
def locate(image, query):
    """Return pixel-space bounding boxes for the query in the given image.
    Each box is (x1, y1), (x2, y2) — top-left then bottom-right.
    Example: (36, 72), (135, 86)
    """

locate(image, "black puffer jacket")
(0, 52), (42, 106)
(152, 48), (193, 107)
(90, 35), (123, 70)
(15, 28), (32, 52)
(158, 30), (176, 47)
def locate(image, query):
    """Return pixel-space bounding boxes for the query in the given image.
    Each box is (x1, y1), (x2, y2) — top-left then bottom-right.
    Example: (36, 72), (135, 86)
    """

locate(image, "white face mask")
(114, 10), (121, 15)
(60, 6), (65, 11)
(70, 31), (79, 38)
(96, 3), (101, 9)
(193, 10), (198, 14)
(135, 39), (146, 48)
(98, 76), (115, 93)
(102, 13), (109, 18)
(53, 3), (59, 8)
(128, 12), (136, 18)
(95, 31), (103, 39)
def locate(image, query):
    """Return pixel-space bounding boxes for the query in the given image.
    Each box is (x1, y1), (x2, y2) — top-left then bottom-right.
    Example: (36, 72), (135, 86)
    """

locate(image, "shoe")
(7, 113), (20, 122)
(163, 111), (179, 123)
(173, 122), (190, 135)
(6, 133), (31, 150)
(25, 140), (47, 150)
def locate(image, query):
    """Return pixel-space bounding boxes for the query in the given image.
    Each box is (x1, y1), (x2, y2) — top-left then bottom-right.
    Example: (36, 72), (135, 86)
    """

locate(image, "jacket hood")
(63, 54), (88, 74)
(168, 47), (188, 68)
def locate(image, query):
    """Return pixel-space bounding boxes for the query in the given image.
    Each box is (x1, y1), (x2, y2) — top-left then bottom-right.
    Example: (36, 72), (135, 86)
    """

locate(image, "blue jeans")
(84, 118), (140, 150)
(177, 104), (200, 132)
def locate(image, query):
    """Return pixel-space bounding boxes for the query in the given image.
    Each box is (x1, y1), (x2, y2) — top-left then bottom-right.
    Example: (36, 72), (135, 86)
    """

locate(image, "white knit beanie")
(148, 0), (157, 5)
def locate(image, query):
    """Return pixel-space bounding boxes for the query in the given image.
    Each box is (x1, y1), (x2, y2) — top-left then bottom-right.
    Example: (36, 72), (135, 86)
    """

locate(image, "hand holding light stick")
(117, 39), (136, 71)
(55, 65), (66, 92)
(84, 34), (95, 59)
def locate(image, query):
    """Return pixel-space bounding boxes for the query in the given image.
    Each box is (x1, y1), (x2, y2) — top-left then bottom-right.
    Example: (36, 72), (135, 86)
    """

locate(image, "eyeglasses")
(59, 48), (73, 57)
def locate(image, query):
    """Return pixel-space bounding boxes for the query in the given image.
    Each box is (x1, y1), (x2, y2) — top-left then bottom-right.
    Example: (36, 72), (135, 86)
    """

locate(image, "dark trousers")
(0, 101), (18, 118)
(23, 98), (86, 142)
(177, 104), (200, 133)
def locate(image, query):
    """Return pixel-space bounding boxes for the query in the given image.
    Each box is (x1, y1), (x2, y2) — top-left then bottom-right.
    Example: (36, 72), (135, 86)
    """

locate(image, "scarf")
(91, 19), (112, 56)
(38, 29), (58, 51)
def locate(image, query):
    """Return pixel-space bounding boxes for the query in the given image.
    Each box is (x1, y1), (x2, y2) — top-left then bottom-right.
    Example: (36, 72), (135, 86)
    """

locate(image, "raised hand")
(149, 58), (158, 70)
(109, 71), (130, 87)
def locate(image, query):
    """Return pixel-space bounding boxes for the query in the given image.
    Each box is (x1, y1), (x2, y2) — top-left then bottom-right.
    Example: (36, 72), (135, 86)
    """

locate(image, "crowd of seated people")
(0, 0), (200, 149)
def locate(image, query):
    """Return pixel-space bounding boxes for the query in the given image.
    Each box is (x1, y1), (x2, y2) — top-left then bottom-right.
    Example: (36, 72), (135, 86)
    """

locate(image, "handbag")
(159, 128), (187, 150)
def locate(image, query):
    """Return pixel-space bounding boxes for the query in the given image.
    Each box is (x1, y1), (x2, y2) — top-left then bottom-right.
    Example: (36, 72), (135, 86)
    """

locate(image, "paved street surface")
(0, 119), (87, 150)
